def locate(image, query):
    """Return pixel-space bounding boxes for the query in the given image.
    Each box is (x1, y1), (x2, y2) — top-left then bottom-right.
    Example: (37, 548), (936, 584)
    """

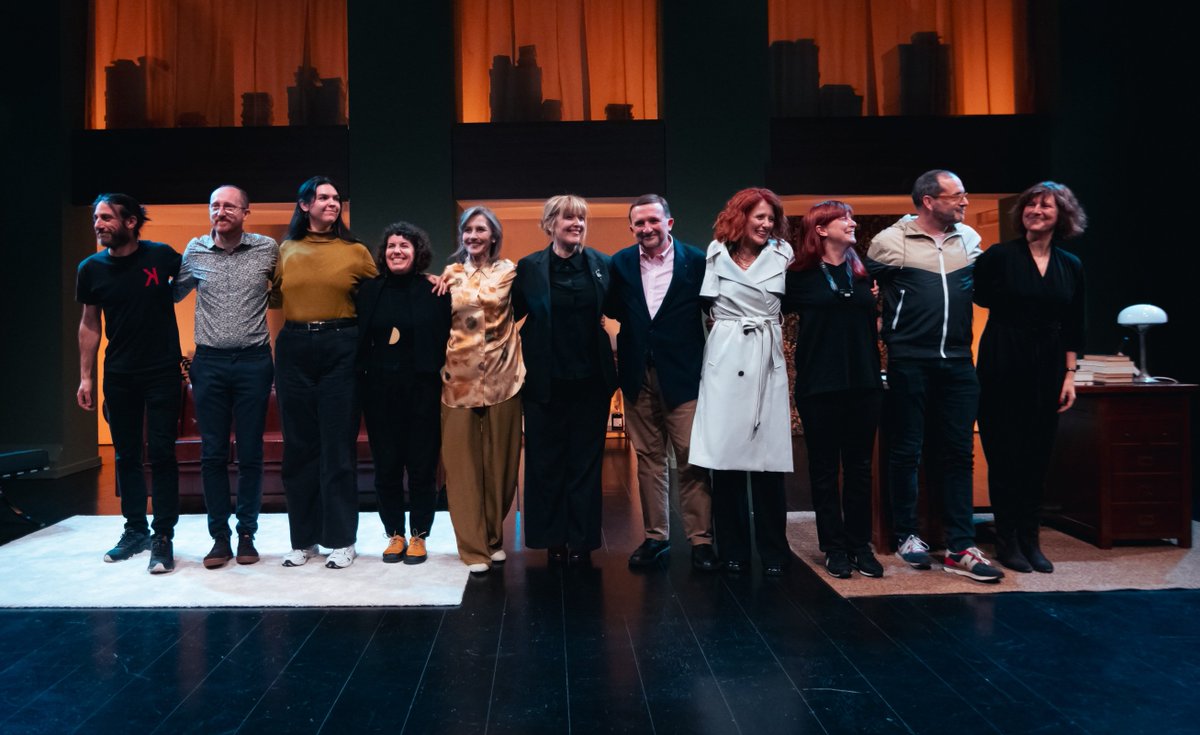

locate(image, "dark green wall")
(0, 1), (99, 473)
(661, 0), (771, 248)
(348, 1), (457, 261)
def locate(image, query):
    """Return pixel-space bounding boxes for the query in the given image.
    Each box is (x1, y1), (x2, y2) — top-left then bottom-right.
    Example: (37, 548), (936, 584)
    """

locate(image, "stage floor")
(1, 445), (1197, 733)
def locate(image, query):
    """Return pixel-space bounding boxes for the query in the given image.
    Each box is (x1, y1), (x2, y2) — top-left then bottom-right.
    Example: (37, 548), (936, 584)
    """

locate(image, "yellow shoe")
(404, 535), (427, 565)
(382, 534), (407, 564)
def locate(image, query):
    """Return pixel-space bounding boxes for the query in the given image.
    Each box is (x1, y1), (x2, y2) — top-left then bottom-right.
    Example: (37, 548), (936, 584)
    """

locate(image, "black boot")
(1018, 529), (1054, 573)
(995, 531), (1033, 573)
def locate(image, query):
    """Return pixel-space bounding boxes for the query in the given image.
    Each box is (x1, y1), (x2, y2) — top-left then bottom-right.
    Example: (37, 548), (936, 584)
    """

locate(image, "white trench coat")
(689, 239), (794, 473)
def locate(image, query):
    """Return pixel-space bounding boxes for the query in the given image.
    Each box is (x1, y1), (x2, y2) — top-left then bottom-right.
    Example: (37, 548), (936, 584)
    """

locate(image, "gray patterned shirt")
(175, 231), (279, 349)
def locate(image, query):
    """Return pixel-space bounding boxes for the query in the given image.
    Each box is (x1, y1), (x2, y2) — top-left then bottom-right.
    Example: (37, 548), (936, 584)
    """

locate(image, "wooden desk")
(1045, 383), (1195, 548)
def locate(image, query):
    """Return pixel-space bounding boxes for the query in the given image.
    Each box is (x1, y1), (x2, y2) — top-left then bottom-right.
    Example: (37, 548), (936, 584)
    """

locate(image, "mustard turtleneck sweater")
(272, 233), (378, 322)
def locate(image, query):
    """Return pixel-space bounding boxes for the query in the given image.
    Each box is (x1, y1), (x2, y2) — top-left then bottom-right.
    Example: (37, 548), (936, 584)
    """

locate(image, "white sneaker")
(282, 545), (319, 567)
(467, 562), (489, 574)
(490, 549), (507, 563)
(326, 545), (357, 569)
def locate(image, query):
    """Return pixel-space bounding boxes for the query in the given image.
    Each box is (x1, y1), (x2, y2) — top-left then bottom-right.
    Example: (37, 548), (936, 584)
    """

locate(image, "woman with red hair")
(690, 188), (794, 576)
(784, 201), (884, 580)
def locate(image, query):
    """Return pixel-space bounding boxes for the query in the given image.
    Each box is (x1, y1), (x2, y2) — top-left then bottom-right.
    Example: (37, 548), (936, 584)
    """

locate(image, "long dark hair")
(284, 176), (359, 243)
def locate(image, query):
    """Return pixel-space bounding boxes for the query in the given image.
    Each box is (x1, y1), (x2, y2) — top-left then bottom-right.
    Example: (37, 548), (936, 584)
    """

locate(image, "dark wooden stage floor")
(1, 444), (1197, 734)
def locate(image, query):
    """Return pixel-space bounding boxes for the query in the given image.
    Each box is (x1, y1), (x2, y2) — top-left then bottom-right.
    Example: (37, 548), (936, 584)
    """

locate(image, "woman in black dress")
(784, 201), (884, 580)
(975, 181), (1087, 573)
(356, 222), (451, 565)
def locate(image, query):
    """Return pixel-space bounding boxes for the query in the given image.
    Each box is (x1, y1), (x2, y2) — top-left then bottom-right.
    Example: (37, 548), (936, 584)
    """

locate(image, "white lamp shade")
(1117, 304), (1168, 326)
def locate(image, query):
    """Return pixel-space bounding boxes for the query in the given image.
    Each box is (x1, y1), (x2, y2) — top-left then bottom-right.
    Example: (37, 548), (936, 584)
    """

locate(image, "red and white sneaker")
(943, 547), (1005, 582)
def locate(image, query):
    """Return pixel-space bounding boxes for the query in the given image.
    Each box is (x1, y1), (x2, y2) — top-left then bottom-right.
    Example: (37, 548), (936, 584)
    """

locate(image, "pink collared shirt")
(639, 237), (675, 318)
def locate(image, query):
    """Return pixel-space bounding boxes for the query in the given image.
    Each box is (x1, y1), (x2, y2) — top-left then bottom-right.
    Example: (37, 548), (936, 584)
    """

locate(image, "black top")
(549, 250), (598, 380)
(355, 273), (451, 377)
(973, 238), (1086, 381)
(366, 273), (418, 373)
(512, 246), (617, 403)
(782, 264), (882, 398)
(75, 240), (182, 375)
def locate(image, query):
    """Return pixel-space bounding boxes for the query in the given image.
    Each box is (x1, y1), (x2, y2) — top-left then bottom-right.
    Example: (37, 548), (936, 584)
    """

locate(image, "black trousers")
(978, 370), (1061, 540)
(522, 376), (610, 550)
(711, 470), (788, 565)
(796, 389), (882, 554)
(104, 369), (181, 538)
(275, 325), (360, 549)
(190, 344), (274, 539)
(361, 369), (441, 538)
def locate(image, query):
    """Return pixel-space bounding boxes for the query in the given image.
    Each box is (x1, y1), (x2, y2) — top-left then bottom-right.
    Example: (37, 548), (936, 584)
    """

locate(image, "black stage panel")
(767, 115), (1050, 195)
(72, 126), (350, 205)
(452, 120), (665, 200)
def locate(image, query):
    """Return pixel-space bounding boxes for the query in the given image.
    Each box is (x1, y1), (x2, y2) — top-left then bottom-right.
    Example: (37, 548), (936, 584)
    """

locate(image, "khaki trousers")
(624, 365), (713, 545)
(441, 394), (522, 566)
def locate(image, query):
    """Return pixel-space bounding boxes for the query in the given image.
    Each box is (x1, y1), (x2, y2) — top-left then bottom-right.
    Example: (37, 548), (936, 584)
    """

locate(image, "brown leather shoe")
(235, 534), (260, 565)
(404, 536), (427, 565)
(204, 537), (233, 569)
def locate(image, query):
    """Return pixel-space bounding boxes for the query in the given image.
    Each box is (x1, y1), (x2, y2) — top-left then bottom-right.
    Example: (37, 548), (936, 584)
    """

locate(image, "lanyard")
(818, 261), (854, 299)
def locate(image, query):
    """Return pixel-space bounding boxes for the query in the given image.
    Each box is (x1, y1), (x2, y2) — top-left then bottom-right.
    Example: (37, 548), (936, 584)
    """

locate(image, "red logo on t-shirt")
(143, 267), (159, 287)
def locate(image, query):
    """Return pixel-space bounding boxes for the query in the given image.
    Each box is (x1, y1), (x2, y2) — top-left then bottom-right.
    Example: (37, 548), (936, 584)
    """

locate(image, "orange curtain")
(456, 0), (659, 122)
(768, 0), (1029, 115)
(88, 0), (348, 128)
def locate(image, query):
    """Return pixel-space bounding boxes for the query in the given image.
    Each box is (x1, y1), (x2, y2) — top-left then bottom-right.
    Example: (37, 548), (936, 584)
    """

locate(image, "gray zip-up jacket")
(866, 215), (982, 361)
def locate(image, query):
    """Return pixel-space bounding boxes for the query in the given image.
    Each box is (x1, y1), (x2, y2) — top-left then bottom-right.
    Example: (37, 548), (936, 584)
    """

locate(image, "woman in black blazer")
(355, 222), (451, 565)
(512, 195), (618, 566)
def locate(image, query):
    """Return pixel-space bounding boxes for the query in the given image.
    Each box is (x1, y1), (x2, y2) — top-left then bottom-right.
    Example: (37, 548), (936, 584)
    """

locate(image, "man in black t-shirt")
(76, 193), (183, 574)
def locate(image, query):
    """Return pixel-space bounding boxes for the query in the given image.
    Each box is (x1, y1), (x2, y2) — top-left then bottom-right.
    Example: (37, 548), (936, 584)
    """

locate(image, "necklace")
(731, 246), (759, 270)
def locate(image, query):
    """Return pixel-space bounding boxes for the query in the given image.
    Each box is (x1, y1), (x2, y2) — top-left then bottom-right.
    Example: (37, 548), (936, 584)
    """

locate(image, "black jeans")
(361, 369), (441, 538)
(797, 389), (882, 554)
(275, 325), (360, 550)
(103, 368), (181, 538)
(711, 470), (788, 565)
(884, 358), (979, 552)
(190, 344), (274, 539)
(522, 376), (610, 551)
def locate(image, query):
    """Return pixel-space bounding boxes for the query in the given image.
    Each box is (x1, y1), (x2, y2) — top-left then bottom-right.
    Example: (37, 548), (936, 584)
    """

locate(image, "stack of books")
(1076, 354), (1138, 384)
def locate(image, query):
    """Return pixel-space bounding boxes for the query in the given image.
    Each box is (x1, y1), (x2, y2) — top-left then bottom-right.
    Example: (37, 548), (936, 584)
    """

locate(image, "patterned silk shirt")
(440, 259), (526, 408)
(175, 231), (278, 349)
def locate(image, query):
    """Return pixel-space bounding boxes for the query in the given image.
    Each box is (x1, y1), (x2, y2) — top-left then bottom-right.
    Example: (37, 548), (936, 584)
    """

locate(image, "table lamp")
(1117, 304), (1168, 383)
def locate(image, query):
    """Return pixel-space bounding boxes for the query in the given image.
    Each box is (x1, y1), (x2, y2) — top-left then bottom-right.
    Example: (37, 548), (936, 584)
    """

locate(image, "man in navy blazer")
(606, 194), (716, 571)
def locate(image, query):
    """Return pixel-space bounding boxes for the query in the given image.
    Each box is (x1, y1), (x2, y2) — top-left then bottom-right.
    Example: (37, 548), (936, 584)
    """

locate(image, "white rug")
(0, 512), (470, 608)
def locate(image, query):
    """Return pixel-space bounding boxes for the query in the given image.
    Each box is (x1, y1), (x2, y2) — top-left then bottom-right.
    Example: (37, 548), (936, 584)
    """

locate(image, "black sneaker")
(104, 530), (150, 562)
(148, 535), (175, 574)
(849, 549), (885, 578)
(824, 550), (852, 579)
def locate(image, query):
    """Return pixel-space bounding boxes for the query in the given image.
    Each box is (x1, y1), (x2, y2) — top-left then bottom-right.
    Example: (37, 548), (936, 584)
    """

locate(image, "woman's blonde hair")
(540, 194), (589, 253)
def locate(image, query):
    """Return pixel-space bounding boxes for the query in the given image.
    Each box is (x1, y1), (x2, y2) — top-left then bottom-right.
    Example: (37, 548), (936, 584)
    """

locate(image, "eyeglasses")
(933, 192), (969, 203)
(209, 204), (246, 213)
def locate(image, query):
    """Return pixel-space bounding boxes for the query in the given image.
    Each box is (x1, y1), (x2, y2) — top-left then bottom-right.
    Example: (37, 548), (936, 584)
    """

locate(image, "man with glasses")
(174, 185), (279, 568)
(867, 170), (1004, 583)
